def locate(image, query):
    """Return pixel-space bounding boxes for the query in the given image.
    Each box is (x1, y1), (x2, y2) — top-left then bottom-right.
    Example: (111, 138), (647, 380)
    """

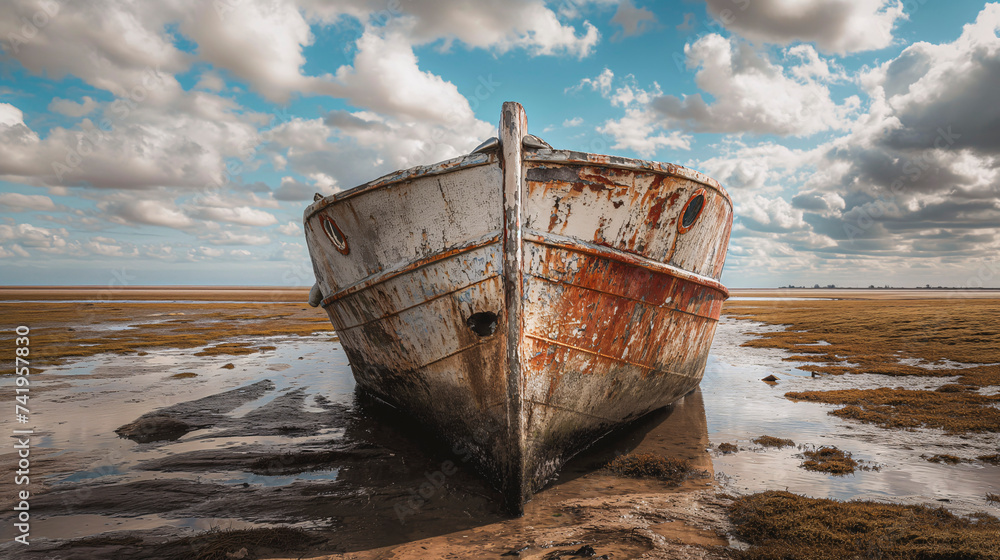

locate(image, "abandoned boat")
(304, 102), (732, 513)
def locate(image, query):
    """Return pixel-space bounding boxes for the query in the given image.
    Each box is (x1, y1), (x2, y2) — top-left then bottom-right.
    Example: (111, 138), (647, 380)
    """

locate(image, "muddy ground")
(1, 288), (998, 559)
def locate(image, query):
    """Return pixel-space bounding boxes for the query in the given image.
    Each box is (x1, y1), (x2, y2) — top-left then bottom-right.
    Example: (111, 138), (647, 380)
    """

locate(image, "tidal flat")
(1, 287), (998, 559)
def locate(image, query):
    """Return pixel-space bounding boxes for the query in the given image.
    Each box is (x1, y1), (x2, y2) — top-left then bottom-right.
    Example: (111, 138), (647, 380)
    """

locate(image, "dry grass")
(752, 435), (795, 448)
(728, 490), (1000, 560)
(725, 298), (1000, 374)
(987, 493), (1000, 505)
(0, 298), (333, 368)
(785, 388), (1000, 434)
(606, 453), (693, 485)
(800, 446), (858, 475)
(170, 372), (198, 379)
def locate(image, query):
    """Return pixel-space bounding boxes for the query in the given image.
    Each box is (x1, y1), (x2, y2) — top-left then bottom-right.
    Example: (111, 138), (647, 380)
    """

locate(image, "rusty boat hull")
(303, 102), (732, 513)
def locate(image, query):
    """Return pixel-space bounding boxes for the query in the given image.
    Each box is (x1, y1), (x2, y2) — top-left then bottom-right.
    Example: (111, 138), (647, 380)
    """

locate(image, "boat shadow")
(326, 388), (712, 552)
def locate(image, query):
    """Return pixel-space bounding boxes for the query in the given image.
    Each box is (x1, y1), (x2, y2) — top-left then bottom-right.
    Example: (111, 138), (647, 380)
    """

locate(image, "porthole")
(320, 216), (349, 255)
(678, 190), (706, 234)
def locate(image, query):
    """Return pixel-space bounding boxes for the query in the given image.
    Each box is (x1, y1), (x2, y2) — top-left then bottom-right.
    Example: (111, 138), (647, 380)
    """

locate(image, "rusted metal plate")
(303, 101), (732, 514)
(522, 160), (732, 280)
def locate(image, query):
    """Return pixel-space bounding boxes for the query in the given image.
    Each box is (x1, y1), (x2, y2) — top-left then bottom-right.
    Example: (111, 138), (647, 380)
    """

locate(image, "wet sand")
(1, 288), (998, 559)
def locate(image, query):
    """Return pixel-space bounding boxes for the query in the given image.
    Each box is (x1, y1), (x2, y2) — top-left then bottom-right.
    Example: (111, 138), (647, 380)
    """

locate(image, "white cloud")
(562, 117), (584, 127)
(704, 0), (906, 55)
(739, 194), (809, 233)
(312, 24), (484, 127)
(0, 223), (69, 255)
(0, 103), (24, 127)
(189, 246), (224, 259)
(47, 96), (99, 117)
(187, 206), (277, 227)
(179, 1), (313, 103)
(574, 69), (692, 157)
(651, 34), (859, 136)
(0, 0), (188, 98)
(205, 231), (271, 246)
(569, 67), (614, 96)
(0, 193), (55, 211)
(0, 91), (260, 191)
(372, 0), (602, 58)
(597, 110), (692, 157)
(277, 221), (300, 236)
(84, 237), (131, 257)
(101, 199), (195, 229)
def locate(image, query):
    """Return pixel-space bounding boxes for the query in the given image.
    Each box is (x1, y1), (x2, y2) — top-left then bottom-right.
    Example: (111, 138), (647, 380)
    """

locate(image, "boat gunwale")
(303, 147), (732, 221)
(304, 152), (498, 220)
(523, 149), (732, 209)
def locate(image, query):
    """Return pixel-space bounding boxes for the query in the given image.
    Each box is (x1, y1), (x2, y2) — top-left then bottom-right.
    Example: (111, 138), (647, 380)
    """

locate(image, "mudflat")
(0, 288), (997, 559)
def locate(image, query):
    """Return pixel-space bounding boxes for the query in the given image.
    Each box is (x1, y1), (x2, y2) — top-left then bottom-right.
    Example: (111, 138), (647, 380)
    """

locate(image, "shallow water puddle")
(703, 317), (1000, 515)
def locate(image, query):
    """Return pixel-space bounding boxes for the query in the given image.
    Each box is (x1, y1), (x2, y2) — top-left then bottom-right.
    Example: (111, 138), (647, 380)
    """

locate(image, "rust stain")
(549, 198), (561, 231)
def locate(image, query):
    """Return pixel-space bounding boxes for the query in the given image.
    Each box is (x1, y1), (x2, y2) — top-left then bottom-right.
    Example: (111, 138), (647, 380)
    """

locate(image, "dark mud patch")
(206, 388), (348, 439)
(728, 490), (1000, 560)
(115, 415), (194, 443)
(115, 380), (275, 442)
(134, 444), (382, 476)
(246, 447), (380, 475)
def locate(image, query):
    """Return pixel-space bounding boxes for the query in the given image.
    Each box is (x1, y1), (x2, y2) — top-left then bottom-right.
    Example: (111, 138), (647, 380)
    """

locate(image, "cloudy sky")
(1, 0), (998, 288)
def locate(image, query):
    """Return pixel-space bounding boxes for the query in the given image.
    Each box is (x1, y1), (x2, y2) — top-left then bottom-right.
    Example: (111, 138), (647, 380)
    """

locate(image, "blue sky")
(1, 0), (998, 288)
